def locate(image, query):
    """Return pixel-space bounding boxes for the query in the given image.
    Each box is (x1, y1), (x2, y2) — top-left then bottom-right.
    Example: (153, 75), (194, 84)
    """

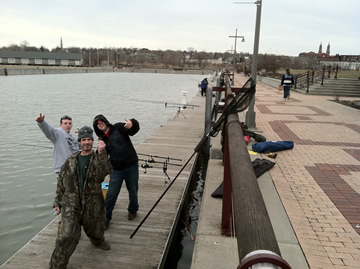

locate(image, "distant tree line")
(1, 41), (322, 75)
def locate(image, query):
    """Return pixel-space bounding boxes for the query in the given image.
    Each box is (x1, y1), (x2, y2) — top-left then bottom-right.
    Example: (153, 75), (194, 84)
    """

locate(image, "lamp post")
(229, 29), (245, 85)
(235, 0), (262, 128)
(107, 49), (110, 69)
(97, 49), (99, 67)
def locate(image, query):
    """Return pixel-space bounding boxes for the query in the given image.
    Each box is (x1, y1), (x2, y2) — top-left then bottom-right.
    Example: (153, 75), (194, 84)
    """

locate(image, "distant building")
(0, 50), (83, 66)
(299, 42), (360, 70)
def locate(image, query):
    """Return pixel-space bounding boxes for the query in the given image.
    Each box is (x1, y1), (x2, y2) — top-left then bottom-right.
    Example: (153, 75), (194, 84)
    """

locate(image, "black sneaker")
(128, 212), (137, 220)
(105, 220), (110, 230)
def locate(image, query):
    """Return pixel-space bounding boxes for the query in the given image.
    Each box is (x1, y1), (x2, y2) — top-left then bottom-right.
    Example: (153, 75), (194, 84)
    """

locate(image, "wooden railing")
(294, 65), (339, 92)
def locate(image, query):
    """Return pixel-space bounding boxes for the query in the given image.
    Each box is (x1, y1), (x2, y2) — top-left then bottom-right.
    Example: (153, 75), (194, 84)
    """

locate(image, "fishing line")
(17, 143), (52, 149)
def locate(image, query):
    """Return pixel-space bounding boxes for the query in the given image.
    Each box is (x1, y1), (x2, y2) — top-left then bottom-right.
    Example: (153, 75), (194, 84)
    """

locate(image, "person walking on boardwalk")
(280, 68), (294, 101)
(201, 78), (208, 96)
(35, 113), (79, 176)
(93, 114), (140, 228)
(49, 126), (113, 269)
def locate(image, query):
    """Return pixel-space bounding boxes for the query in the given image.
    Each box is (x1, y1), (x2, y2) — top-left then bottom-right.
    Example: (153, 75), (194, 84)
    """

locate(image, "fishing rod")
(138, 158), (181, 167)
(139, 158), (179, 183)
(130, 150), (197, 239)
(137, 153), (183, 162)
(165, 102), (199, 109)
(140, 161), (172, 184)
(140, 162), (162, 173)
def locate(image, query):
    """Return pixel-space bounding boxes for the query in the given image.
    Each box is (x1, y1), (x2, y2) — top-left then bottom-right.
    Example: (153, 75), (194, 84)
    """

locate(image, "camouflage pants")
(49, 205), (105, 269)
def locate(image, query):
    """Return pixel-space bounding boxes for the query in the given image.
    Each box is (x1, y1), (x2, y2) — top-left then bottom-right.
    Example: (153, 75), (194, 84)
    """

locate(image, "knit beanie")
(78, 126), (94, 141)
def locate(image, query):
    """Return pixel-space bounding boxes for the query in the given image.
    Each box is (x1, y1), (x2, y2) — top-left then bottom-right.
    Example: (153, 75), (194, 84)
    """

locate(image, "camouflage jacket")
(53, 150), (112, 216)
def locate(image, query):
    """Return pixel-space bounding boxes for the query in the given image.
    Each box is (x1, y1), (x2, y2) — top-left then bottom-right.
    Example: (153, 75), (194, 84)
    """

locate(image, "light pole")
(107, 49), (110, 69)
(97, 49), (99, 67)
(235, 0), (262, 128)
(229, 29), (245, 84)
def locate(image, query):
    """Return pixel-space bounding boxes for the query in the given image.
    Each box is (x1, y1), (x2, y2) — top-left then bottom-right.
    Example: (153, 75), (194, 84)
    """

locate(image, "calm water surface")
(0, 72), (207, 265)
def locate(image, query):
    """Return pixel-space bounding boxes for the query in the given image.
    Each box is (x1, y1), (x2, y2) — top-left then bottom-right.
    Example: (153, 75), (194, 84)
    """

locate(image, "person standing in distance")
(35, 113), (79, 176)
(93, 114), (140, 228)
(280, 69), (295, 101)
(49, 126), (113, 269)
(201, 78), (208, 97)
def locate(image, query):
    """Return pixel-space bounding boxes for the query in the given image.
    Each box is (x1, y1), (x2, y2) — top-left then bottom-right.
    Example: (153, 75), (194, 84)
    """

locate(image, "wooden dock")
(2, 94), (205, 269)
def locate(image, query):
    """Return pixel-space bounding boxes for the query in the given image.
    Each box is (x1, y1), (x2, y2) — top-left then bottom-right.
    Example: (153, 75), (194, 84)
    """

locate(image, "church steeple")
(326, 42), (330, 56)
(318, 42), (322, 54)
(60, 37), (63, 50)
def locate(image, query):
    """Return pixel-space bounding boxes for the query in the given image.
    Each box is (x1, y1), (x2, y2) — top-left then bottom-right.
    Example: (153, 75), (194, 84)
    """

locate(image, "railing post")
(321, 65), (325, 85)
(306, 71), (310, 93)
(311, 70), (315, 83)
(328, 64), (331, 78)
(335, 65), (338, 79)
(221, 127), (234, 236)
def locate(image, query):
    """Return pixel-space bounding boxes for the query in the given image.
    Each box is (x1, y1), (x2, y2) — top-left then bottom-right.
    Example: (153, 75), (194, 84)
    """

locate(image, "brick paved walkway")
(235, 74), (360, 269)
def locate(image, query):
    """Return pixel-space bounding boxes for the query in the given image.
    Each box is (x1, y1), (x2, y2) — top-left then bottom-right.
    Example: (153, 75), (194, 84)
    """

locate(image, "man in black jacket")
(93, 115), (140, 228)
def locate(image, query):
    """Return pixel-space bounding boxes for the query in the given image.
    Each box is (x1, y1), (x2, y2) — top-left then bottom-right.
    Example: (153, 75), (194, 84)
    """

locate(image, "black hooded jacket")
(93, 114), (139, 170)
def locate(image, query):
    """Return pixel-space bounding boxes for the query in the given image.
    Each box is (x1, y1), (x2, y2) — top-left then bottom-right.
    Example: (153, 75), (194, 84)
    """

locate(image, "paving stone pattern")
(235, 74), (360, 269)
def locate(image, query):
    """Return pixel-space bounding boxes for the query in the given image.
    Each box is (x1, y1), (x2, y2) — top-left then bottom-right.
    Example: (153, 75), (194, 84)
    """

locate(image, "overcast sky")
(1, 0), (359, 56)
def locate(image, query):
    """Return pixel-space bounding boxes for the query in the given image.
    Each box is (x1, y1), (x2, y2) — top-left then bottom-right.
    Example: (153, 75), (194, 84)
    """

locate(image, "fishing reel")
(141, 163), (153, 173)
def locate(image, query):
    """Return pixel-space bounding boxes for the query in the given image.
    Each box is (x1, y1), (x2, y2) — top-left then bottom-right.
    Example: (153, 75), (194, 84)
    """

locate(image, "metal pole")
(229, 30), (245, 86)
(97, 49), (99, 67)
(233, 29), (238, 77)
(245, 0), (262, 129)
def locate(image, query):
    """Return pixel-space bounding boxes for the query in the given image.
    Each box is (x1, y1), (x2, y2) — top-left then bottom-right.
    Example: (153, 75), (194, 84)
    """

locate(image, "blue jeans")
(283, 85), (291, 98)
(105, 164), (139, 222)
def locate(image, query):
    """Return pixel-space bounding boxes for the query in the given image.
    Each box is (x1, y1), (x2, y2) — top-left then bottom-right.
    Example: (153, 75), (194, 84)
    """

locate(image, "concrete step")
(295, 78), (360, 97)
(306, 91), (360, 97)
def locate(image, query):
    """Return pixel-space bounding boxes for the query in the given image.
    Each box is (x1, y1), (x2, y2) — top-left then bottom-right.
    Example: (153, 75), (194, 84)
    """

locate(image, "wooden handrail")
(220, 74), (290, 268)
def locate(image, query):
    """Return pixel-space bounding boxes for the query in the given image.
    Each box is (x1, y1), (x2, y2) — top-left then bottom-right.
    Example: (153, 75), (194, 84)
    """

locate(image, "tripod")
(174, 107), (186, 119)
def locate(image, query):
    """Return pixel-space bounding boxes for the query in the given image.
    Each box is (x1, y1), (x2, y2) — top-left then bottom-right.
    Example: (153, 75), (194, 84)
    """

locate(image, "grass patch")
(336, 70), (360, 79)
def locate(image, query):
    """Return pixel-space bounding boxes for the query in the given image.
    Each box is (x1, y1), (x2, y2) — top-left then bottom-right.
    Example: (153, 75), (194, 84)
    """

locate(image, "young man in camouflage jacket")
(49, 126), (112, 269)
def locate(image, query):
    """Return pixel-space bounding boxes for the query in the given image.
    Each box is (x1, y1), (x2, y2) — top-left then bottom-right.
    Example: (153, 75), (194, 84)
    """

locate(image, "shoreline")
(0, 66), (212, 76)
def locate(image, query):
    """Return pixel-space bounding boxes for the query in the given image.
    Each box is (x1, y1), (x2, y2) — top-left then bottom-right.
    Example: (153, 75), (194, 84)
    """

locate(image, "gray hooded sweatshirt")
(38, 120), (79, 173)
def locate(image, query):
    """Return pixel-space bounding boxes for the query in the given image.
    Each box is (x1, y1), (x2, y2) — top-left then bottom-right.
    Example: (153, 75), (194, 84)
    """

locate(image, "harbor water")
(0, 71), (207, 265)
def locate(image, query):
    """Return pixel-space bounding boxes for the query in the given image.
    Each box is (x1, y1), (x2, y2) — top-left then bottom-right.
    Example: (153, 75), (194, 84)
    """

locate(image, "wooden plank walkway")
(2, 94), (205, 269)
